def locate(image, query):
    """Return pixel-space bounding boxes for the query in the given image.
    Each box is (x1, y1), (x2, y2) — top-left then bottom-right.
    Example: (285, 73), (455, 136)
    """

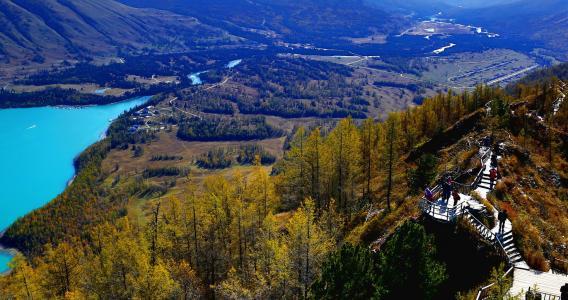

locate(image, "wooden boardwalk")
(419, 146), (567, 299)
(510, 268), (566, 298)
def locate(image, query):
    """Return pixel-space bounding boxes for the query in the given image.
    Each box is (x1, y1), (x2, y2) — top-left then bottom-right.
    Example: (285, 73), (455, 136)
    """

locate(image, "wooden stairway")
(477, 173), (495, 190)
(500, 231), (525, 265)
(461, 210), (523, 265)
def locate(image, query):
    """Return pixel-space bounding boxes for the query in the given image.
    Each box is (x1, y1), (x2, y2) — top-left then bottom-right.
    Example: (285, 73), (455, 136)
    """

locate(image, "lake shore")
(0, 95), (152, 272)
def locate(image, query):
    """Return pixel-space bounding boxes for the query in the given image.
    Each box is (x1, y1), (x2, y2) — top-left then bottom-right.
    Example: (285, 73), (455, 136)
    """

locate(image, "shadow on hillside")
(420, 217), (505, 299)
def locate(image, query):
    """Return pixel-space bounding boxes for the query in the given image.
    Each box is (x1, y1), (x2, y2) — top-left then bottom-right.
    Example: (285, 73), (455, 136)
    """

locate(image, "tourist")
(452, 190), (460, 207)
(424, 186), (434, 202)
(561, 283), (568, 300)
(491, 153), (498, 168)
(442, 178), (451, 203)
(498, 209), (508, 234)
(483, 136), (491, 148)
(489, 167), (497, 189)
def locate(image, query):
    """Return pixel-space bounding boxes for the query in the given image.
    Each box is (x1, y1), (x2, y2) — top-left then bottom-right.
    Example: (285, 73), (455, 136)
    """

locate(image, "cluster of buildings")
(128, 105), (169, 133)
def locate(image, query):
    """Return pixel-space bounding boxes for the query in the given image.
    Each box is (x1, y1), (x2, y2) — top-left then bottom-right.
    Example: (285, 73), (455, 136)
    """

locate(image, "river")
(0, 96), (151, 272)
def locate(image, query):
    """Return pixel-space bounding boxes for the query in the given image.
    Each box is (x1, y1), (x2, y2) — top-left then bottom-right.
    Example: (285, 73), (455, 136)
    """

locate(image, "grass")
(102, 131), (285, 179)
(420, 49), (537, 88)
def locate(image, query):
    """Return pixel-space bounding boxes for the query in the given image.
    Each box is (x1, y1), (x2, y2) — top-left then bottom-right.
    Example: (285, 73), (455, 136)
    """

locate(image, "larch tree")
(38, 241), (83, 298)
(0, 253), (41, 299)
(285, 198), (333, 298)
(326, 118), (361, 214)
(383, 114), (399, 212)
(305, 128), (324, 209)
(359, 118), (377, 202)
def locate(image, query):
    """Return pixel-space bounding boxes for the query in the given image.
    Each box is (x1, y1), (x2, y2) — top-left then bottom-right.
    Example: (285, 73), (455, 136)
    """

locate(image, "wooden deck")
(510, 268), (566, 298)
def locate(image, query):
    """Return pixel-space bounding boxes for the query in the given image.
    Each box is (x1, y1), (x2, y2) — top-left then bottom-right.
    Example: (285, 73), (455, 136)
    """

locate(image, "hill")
(513, 62), (568, 87)
(118, 0), (408, 47)
(449, 0), (568, 60)
(0, 0), (242, 80)
(1, 60), (567, 297)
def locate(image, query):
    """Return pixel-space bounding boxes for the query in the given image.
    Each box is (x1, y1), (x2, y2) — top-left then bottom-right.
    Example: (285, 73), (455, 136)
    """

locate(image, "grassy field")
(419, 49), (539, 89)
(297, 55), (440, 115)
(101, 129), (286, 226)
(401, 21), (474, 36)
(126, 75), (181, 85)
(102, 131), (285, 177)
(5, 83), (132, 96)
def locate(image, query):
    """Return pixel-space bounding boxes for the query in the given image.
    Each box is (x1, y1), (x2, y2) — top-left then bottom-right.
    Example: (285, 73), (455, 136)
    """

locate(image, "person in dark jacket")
(498, 209), (508, 234)
(561, 283), (568, 300)
(491, 153), (498, 168)
(424, 186), (434, 202)
(442, 177), (452, 203)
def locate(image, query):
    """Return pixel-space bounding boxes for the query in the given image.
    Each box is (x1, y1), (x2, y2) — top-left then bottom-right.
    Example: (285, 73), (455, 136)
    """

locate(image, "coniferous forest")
(3, 74), (566, 298)
(2, 0), (568, 298)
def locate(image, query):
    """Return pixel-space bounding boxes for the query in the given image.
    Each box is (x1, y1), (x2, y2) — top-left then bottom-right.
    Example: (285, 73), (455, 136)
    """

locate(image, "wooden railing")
(419, 148), (492, 221)
(475, 266), (515, 300)
(419, 197), (468, 222)
(463, 209), (511, 263)
(527, 287), (561, 300)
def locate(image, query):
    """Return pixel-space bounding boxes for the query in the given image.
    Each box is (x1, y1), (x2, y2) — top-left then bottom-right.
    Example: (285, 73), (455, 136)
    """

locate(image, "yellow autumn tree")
(285, 198), (333, 298)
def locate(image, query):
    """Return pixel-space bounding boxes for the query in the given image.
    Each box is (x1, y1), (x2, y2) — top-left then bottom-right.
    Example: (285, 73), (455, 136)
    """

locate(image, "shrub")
(494, 181), (508, 200)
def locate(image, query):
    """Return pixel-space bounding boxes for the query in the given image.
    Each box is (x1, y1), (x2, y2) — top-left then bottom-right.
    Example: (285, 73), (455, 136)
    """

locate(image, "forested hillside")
(0, 0), (242, 81)
(119, 0), (406, 47)
(1, 70), (567, 298)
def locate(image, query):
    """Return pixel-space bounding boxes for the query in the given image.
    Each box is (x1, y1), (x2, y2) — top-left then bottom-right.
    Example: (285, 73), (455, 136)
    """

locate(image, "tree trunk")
(151, 202), (161, 266)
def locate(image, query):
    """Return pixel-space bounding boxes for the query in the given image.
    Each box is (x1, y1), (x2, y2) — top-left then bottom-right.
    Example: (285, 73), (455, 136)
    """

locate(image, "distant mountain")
(365, 0), (449, 15)
(450, 0), (568, 59)
(118, 0), (408, 47)
(0, 0), (241, 67)
(442, 0), (519, 8)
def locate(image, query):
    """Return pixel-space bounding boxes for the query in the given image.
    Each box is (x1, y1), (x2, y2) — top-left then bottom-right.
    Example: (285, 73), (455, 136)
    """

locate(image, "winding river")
(0, 96), (151, 272)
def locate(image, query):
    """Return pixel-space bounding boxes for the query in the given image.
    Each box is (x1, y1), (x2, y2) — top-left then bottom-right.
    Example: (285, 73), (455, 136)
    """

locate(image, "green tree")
(378, 221), (447, 300)
(310, 244), (383, 299)
(408, 154), (438, 192)
(486, 263), (513, 300)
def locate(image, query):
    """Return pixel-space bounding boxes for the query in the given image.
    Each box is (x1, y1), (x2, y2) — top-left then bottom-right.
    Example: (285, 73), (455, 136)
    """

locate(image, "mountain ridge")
(0, 0), (243, 79)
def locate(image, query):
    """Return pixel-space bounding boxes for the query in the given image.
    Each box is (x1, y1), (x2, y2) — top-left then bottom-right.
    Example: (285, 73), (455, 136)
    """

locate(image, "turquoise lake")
(0, 96), (151, 272)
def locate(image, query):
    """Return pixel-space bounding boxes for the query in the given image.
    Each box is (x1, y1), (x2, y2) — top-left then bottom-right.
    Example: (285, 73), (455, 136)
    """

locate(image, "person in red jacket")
(452, 190), (461, 207)
(489, 167), (497, 189)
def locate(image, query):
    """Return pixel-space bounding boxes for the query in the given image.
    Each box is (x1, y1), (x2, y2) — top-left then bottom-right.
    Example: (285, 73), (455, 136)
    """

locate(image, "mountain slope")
(119, 0), (407, 47)
(449, 0), (568, 59)
(0, 0), (241, 67)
